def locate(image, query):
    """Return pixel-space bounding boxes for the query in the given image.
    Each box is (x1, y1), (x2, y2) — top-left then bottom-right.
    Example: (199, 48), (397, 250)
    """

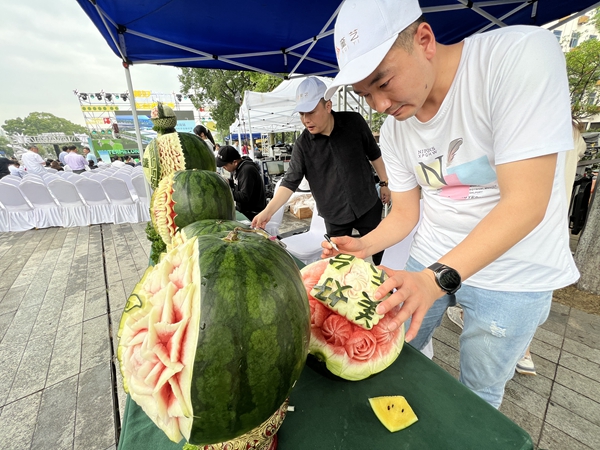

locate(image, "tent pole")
(247, 104), (255, 161)
(123, 63), (151, 200)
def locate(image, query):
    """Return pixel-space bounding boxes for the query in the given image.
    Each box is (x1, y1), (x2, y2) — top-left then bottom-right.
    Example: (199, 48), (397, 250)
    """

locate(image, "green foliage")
(2, 112), (87, 136)
(370, 112), (388, 133)
(178, 69), (283, 135)
(566, 38), (600, 121)
(145, 222), (166, 265)
(0, 135), (13, 157)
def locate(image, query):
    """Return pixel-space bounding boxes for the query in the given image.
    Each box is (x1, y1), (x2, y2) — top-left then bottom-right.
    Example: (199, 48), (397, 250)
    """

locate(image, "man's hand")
(373, 268), (445, 342)
(380, 185), (391, 204)
(252, 210), (272, 229)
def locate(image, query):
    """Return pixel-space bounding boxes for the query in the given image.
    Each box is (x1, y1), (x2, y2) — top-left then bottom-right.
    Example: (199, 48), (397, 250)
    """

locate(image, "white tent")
(230, 77), (372, 139)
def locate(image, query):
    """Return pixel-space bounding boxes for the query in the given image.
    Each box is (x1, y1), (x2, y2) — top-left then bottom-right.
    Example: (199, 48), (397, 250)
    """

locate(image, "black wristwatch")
(379, 180), (388, 187)
(427, 263), (462, 295)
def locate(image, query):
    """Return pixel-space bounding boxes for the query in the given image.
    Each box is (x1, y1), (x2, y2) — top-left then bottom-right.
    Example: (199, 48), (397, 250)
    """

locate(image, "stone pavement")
(0, 216), (598, 449)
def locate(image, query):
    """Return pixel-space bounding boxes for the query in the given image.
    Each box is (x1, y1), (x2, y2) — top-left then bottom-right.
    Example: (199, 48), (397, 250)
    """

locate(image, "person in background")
(21, 145), (46, 174)
(111, 156), (125, 168)
(58, 146), (68, 166)
(124, 156), (136, 167)
(320, 0), (579, 408)
(8, 161), (24, 177)
(0, 157), (17, 179)
(193, 125), (216, 153)
(252, 76), (391, 265)
(83, 146), (98, 166)
(216, 146), (266, 221)
(97, 157), (109, 167)
(50, 160), (64, 171)
(64, 145), (88, 174)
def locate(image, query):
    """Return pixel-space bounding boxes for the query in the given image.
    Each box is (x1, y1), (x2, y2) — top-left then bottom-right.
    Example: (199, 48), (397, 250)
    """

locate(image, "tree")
(0, 135), (13, 157)
(2, 112), (87, 136)
(566, 38), (600, 121)
(178, 69), (283, 136)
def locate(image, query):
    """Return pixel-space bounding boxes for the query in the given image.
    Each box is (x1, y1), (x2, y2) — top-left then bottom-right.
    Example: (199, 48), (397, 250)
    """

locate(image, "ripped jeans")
(405, 257), (552, 408)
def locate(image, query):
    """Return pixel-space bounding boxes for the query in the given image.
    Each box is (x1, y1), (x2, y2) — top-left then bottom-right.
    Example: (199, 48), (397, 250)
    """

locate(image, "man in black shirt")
(216, 146), (266, 221)
(252, 77), (390, 264)
(0, 157), (17, 180)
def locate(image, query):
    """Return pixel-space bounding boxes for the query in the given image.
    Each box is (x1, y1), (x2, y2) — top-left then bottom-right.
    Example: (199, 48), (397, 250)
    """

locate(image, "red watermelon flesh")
(301, 256), (404, 381)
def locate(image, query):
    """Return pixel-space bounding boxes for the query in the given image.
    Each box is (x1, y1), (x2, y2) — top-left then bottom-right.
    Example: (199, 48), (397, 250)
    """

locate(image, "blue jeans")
(405, 257), (552, 408)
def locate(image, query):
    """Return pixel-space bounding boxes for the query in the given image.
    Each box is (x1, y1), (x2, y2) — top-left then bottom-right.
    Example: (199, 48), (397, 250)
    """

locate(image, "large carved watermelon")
(151, 170), (235, 244)
(168, 219), (248, 252)
(142, 102), (216, 189)
(118, 229), (311, 445)
(301, 255), (404, 381)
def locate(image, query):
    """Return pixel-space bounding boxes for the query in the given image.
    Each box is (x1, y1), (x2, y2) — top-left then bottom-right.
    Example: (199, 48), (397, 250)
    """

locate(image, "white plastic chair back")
(0, 183), (35, 231)
(380, 200), (424, 270)
(45, 167), (58, 173)
(60, 172), (77, 181)
(265, 179), (285, 236)
(19, 180), (63, 228)
(101, 177), (139, 224)
(63, 165), (73, 172)
(1, 177), (21, 186)
(281, 202), (326, 265)
(90, 173), (108, 182)
(131, 174), (151, 222)
(4, 175), (22, 183)
(0, 204), (8, 232)
(111, 171), (136, 196)
(75, 178), (114, 225)
(80, 171), (93, 178)
(47, 179), (90, 227)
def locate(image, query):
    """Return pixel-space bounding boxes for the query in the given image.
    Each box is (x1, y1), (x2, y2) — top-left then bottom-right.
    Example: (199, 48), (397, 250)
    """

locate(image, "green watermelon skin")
(143, 132), (216, 189)
(181, 219), (247, 238)
(189, 231), (310, 444)
(171, 170), (235, 230)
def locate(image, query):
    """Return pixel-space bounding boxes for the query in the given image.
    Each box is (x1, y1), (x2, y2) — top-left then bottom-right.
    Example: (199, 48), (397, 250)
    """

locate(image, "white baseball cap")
(293, 77), (328, 113)
(324, 0), (423, 100)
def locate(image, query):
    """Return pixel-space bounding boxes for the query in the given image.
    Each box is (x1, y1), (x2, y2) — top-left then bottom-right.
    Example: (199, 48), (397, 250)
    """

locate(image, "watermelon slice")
(301, 255), (404, 381)
(369, 396), (418, 432)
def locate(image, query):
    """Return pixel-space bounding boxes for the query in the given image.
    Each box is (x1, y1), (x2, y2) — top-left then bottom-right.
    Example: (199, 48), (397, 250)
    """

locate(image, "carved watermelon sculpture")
(151, 170), (235, 245)
(301, 255), (404, 381)
(168, 219), (248, 252)
(143, 102), (216, 189)
(118, 228), (311, 445)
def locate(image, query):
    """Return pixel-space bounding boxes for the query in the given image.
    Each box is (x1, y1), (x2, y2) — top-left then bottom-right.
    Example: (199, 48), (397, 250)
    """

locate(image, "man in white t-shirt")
(321, 0), (579, 408)
(21, 145), (46, 174)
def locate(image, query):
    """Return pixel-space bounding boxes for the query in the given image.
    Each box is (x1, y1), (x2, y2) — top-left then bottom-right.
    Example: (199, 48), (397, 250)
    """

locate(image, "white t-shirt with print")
(380, 26), (579, 292)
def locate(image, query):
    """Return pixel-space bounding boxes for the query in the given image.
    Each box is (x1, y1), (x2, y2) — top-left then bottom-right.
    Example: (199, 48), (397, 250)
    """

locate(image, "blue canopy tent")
(75, 0), (600, 154)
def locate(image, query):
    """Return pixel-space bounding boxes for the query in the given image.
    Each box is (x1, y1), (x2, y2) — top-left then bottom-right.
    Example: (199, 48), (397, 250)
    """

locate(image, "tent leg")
(124, 64), (152, 201)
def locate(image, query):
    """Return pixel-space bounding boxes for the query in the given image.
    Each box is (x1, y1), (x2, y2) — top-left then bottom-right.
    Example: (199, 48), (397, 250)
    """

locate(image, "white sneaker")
(446, 306), (464, 330)
(516, 355), (536, 376)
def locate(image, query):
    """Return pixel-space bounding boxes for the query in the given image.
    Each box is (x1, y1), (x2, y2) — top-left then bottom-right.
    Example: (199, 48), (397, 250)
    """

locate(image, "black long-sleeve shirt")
(232, 158), (266, 218)
(281, 111), (381, 224)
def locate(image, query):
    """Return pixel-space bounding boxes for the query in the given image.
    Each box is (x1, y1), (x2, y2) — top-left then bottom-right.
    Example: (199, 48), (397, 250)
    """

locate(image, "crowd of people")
(0, 144), (140, 180)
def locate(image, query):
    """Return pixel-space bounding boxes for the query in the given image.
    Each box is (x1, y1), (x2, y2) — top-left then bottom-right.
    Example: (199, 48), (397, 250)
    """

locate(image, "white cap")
(293, 77), (328, 113)
(324, 0), (422, 100)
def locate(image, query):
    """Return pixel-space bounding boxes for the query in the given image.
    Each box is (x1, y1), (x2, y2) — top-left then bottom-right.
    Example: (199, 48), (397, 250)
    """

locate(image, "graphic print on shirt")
(415, 138), (497, 200)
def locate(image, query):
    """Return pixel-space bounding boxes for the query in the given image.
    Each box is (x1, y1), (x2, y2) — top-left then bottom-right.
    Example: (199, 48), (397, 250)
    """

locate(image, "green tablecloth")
(118, 343), (532, 450)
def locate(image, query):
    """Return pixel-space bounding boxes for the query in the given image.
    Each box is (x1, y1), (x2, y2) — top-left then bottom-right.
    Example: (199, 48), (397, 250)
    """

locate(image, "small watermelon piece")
(369, 396), (418, 432)
(301, 255), (404, 381)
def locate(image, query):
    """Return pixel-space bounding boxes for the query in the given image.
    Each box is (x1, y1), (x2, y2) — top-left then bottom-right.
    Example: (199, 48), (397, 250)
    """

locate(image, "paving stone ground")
(0, 216), (598, 449)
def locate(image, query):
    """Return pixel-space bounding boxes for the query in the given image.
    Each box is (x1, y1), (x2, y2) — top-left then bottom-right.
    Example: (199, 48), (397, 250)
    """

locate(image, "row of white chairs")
(0, 174), (152, 232)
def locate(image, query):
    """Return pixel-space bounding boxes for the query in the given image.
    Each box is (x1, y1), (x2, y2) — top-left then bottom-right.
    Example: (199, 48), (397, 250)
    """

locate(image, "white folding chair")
(111, 171), (137, 197)
(3, 175), (22, 184)
(19, 180), (63, 228)
(60, 172), (77, 181)
(0, 204), (9, 232)
(1, 177), (21, 186)
(265, 179), (285, 237)
(75, 178), (114, 225)
(281, 203), (327, 265)
(89, 173), (108, 182)
(0, 183), (36, 231)
(47, 179), (90, 227)
(45, 167), (58, 174)
(101, 177), (139, 224)
(380, 200), (424, 270)
(131, 174), (151, 222)
(80, 171), (93, 178)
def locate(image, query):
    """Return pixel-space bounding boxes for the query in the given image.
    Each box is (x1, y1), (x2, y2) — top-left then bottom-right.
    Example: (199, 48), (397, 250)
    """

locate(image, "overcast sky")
(0, 0), (182, 128)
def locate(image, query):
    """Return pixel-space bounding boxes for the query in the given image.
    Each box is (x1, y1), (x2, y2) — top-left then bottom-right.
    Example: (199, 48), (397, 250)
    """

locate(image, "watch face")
(439, 268), (461, 291)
